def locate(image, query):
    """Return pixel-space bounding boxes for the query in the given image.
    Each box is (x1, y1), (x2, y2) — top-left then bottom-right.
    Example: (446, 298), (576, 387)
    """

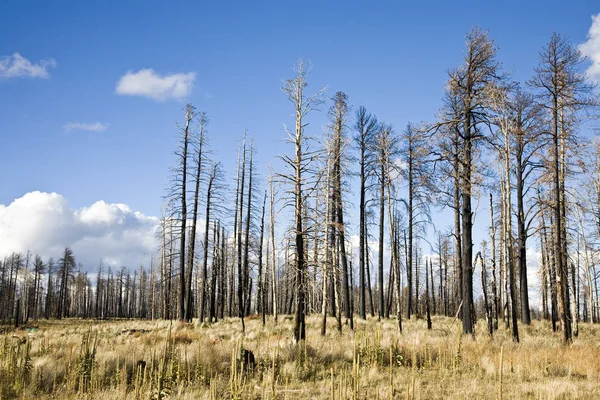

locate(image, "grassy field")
(1, 315), (600, 399)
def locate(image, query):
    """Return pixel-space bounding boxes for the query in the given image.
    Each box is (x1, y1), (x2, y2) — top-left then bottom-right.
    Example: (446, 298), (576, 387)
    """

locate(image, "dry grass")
(1, 315), (600, 399)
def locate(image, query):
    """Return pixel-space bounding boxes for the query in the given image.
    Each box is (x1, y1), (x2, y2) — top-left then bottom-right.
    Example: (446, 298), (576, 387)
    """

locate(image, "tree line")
(2, 28), (599, 346)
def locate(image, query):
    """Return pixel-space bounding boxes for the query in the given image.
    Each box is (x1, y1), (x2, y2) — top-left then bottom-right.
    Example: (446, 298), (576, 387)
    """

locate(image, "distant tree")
(32, 254), (45, 320)
(45, 258), (55, 319)
(57, 247), (75, 319)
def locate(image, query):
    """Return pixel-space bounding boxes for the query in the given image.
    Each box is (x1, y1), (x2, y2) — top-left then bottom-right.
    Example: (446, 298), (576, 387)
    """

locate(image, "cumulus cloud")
(63, 122), (109, 133)
(115, 68), (196, 101)
(579, 13), (600, 83)
(0, 192), (159, 271)
(0, 53), (56, 79)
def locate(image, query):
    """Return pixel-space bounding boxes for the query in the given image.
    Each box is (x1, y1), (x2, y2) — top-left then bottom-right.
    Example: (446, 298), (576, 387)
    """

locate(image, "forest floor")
(1, 314), (600, 399)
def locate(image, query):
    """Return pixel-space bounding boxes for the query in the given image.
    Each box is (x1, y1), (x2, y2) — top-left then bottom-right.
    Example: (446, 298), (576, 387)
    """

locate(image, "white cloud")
(63, 122), (109, 133)
(0, 192), (159, 271)
(0, 53), (56, 79)
(579, 13), (600, 83)
(115, 68), (196, 101)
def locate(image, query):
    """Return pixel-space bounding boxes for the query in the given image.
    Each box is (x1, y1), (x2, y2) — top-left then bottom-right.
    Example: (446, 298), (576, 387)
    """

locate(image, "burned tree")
(281, 59), (327, 343)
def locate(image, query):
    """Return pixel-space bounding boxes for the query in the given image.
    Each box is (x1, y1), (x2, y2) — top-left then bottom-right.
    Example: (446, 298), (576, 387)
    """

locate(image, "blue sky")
(1, 1), (599, 276)
(1, 1), (598, 215)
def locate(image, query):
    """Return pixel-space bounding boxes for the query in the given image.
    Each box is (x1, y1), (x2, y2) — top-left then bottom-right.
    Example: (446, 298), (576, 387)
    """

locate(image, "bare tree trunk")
(270, 177), (278, 324)
(516, 144), (531, 325)
(208, 221), (219, 322)
(321, 155), (332, 336)
(554, 106), (571, 344)
(571, 260), (579, 337)
(333, 232), (342, 332)
(385, 151), (402, 334)
(178, 105), (194, 321)
(489, 194), (499, 330)
(335, 177), (352, 329)
(378, 158), (385, 320)
(478, 251), (493, 336)
(453, 147), (462, 315)
(500, 181), (509, 329)
(577, 207), (595, 323)
(503, 140), (519, 342)
(355, 107), (377, 320)
(359, 144), (367, 320)
(460, 134), (474, 335)
(185, 113), (206, 321)
(150, 257), (156, 320)
(281, 61), (326, 343)
(365, 222), (375, 317)
(415, 246), (420, 316)
(243, 147), (254, 316)
(229, 147), (241, 318)
(219, 225), (226, 320)
(407, 149), (414, 319)
(237, 136), (247, 333)
(426, 257), (432, 330)
(540, 231), (549, 320)
(199, 164), (216, 323)
(430, 253), (436, 315)
(258, 190), (267, 326)
(329, 92), (352, 329)
(545, 211), (559, 332)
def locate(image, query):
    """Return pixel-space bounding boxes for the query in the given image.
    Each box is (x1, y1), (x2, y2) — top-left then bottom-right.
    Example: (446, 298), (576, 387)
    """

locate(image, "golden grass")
(1, 315), (600, 399)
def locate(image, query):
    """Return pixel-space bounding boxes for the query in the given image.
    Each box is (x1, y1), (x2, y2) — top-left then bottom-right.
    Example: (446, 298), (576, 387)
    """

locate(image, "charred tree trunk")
(237, 137), (247, 332)
(185, 112), (206, 321)
(178, 105), (194, 321)
(199, 164), (216, 323)
(258, 190), (267, 326)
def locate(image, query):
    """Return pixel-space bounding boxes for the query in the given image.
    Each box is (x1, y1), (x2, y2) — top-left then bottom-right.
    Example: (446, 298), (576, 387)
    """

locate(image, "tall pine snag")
(185, 111), (208, 321)
(328, 91), (353, 329)
(529, 33), (597, 345)
(281, 59), (326, 343)
(441, 28), (502, 334)
(177, 104), (194, 321)
(354, 106), (378, 320)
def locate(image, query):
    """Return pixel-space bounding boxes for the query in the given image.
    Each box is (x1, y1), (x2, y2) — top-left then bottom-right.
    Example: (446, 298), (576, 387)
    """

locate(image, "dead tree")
(237, 136), (247, 332)
(354, 106), (378, 319)
(401, 123), (433, 318)
(185, 111), (207, 321)
(199, 162), (221, 323)
(438, 28), (502, 335)
(281, 59), (326, 343)
(269, 174), (278, 323)
(258, 190), (267, 326)
(529, 33), (597, 344)
(242, 145), (255, 316)
(177, 105), (194, 321)
(329, 91), (353, 329)
(425, 257), (432, 330)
